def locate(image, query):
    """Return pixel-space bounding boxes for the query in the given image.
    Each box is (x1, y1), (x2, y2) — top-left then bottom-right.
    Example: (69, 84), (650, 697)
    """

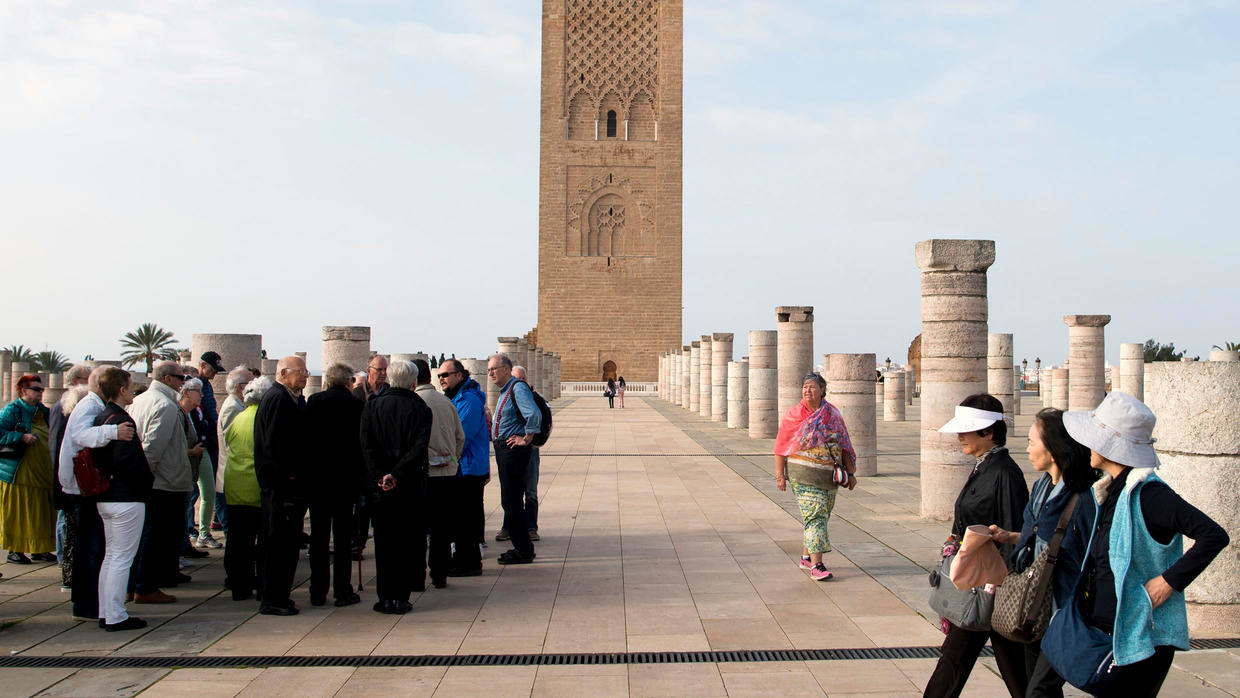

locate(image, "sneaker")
(196, 534), (223, 549)
(31, 552), (58, 563)
(799, 555), (813, 570)
(334, 593), (361, 607)
(260, 603), (299, 616)
(495, 529), (510, 542)
(527, 529), (541, 542)
(809, 563), (834, 582)
(6, 552), (31, 564)
(497, 550), (535, 565)
(103, 617), (148, 632)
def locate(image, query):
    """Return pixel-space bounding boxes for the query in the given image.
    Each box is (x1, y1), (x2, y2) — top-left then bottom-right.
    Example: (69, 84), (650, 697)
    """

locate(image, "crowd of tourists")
(772, 371), (1228, 698)
(0, 351), (545, 629)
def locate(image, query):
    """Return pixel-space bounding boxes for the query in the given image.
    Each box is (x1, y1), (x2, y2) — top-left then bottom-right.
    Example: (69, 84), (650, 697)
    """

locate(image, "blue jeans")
(524, 449), (540, 532)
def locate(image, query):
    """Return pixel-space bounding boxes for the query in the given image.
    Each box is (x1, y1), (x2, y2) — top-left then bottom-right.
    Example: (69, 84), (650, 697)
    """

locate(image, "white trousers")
(97, 501), (146, 625)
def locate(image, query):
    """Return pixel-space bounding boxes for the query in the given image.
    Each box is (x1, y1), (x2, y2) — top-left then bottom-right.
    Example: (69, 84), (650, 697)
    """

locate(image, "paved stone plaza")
(1, 396), (1238, 697)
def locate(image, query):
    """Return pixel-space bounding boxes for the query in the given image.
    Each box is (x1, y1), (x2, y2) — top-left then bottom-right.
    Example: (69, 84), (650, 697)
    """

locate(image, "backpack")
(506, 380), (553, 447)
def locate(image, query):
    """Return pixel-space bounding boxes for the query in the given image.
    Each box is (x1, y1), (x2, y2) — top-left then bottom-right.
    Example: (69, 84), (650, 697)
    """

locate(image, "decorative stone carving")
(564, 0), (660, 126)
(566, 168), (655, 257)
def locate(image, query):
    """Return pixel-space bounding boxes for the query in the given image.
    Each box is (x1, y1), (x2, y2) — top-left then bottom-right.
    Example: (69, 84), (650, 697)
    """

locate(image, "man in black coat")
(304, 363), (364, 608)
(253, 355), (309, 616)
(359, 359), (431, 615)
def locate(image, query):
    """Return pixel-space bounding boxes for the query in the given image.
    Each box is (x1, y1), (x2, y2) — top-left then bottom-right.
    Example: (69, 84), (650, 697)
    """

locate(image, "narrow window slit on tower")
(606, 110), (617, 138)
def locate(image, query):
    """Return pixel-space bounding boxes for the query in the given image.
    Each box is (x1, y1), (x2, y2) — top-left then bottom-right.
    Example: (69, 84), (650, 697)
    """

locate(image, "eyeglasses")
(368, 366), (387, 372)
(25, 386), (44, 392)
(438, 371), (459, 378)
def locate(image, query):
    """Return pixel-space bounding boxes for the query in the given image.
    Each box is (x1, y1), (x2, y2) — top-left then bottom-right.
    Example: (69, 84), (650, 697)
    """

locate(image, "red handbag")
(73, 447), (111, 496)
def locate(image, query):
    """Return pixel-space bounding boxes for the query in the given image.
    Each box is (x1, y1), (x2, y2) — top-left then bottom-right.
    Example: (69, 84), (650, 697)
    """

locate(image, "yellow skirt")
(0, 446), (56, 554)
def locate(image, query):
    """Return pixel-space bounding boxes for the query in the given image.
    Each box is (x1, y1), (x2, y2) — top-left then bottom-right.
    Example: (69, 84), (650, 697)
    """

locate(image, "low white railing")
(560, 381), (658, 395)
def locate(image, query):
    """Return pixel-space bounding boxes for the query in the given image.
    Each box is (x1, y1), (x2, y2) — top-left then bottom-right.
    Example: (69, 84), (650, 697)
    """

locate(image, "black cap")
(200, 351), (226, 373)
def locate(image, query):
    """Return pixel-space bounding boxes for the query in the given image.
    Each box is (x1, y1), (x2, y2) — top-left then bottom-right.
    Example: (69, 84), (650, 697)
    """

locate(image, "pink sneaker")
(799, 555), (813, 570)
(809, 563), (834, 581)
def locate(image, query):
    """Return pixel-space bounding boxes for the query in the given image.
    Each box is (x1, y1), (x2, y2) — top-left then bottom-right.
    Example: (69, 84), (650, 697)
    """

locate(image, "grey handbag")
(928, 548), (996, 632)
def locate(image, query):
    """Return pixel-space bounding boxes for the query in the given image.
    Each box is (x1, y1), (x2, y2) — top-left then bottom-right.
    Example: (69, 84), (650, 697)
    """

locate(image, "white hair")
(388, 360), (418, 389)
(323, 363), (353, 389)
(353, 371), (367, 385)
(243, 376), (274, 404)
(65, 364), (92, 385)
(512, 365), (527, 379)
(152, 360), (181, 381)
(180, 377), (203, 396)
(60, 385), (91, 416)
(225, 365), (252, 394)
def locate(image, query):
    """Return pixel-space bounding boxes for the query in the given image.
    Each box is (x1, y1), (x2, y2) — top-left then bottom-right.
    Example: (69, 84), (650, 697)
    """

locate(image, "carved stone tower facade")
(537, 0), (683, 382)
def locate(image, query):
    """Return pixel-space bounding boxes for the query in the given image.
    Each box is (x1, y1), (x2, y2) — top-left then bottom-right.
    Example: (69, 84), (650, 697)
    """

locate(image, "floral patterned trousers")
(791, 480), (837, 554)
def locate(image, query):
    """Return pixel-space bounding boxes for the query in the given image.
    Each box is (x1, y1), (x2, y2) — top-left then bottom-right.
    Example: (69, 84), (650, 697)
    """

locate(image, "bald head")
(276, 356), (308, 393)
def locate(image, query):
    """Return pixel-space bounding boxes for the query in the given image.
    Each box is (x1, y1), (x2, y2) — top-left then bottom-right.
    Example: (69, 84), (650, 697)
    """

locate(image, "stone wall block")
(827, 353), (877, 477)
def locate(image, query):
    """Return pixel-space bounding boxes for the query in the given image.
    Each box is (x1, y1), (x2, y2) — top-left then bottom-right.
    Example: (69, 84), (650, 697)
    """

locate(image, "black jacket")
(305, 385), (365, 498)
(91, 403), (154, 503)
(359, 387), (431, 492)
(254, 383), (307, 494)
(951, 446), (1029, 563)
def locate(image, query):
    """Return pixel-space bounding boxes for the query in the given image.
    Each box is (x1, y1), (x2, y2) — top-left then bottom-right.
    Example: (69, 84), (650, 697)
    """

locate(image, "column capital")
(915, 239), (995, 272)
(775, 306), (814, 322)
(711, 333), (734, 342)
(1063, 314), (1112, 327)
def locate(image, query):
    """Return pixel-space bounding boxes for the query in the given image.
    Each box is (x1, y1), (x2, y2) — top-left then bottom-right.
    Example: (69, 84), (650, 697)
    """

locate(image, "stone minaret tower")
(537, 0), (683, 382)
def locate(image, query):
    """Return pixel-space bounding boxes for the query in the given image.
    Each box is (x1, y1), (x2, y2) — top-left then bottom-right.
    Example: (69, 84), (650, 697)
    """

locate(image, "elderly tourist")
(497, 365), (540, 544)
(1, 374), (57, 565)
(215, 365), (252, 527)
(254, 356), (310, 616)
(924, 394), (1029, 698)
(486, 353), (540, 565)
(986, 408), (1097, 697)
(48, 364), (92, 587)
(360, 359), (431, 614)
(773, 372), (857, 582)
(440, 359), (490, 578)
(129, 360), (195, 604)
(352, 354), (389, 402)
(223, 376), (273, 602)
(180, 378), (216, 554)
(197, 351), (228, 539)
(59, 366), (134, 620)
(1043, 392), (1228, 697)
(90, 367), (153, 632)
(413, 358), (464, 589)
(304, 363), (363, 607)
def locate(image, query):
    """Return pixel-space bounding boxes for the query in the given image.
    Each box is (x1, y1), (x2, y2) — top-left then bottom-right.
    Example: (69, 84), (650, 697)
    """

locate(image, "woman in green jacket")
(222, 376), (271, 601)
(0, 375), (57, 564)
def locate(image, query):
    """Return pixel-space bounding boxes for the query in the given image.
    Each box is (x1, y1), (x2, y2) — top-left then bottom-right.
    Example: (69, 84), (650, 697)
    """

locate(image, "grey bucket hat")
(1063, 391), (1160, 469)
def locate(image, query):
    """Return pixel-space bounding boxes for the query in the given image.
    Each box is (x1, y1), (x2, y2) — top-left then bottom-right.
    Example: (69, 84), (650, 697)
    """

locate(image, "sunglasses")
(438, 371), (459, 378)
(25, 386), (44, 392)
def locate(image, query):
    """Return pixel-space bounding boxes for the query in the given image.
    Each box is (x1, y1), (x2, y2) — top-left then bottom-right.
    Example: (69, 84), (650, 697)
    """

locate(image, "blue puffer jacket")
(450, 378), (491, 477)
(0, 398), (50, 484)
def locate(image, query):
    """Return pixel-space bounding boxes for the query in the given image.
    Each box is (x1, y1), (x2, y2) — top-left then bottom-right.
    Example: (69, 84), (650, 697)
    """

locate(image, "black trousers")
(223, 504), (261, 599)
(260, 489), (306, 608)
(494, 441), (534, 556)
(70, 496), (104, 618)
(923, 625), (1027, 698)
(1098, 646), (1175, 698)
(451, 474), (487, 571)
(1024, 643), (1065, 698)
(426, 477), (455, 582)
(309, 495), (354, 601)
(373, 480), (425, 601)
(130, 489), (185, 594)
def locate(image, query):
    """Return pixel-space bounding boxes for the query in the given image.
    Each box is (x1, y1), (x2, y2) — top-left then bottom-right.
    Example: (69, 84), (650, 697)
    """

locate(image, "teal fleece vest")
(1107, 469), (1190, 666)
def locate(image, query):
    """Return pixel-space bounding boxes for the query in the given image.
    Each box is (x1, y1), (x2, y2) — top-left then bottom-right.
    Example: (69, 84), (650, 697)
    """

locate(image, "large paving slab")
(0, 395), (1235, 696)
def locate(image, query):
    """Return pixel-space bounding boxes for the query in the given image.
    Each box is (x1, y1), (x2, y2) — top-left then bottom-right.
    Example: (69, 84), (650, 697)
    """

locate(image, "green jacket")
(0, 398), (49, 484)
(224, 404), (261, 506)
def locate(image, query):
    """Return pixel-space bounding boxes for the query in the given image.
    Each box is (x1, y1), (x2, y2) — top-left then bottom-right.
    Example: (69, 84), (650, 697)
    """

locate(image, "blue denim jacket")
(491, 378), (541, 441)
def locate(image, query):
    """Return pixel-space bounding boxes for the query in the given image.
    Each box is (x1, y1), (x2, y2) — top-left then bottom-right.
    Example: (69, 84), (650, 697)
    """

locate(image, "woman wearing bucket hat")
(1039, 391), (1229, 697)
(924, 394), (1030, 698)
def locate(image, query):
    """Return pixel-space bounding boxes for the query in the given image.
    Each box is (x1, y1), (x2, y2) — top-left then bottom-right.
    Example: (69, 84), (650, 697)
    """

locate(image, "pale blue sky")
(3, 1), (1237, 371)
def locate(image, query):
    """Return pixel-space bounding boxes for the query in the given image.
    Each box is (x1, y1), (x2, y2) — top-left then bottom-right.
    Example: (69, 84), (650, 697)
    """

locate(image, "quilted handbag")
(993, 493), (1080, 643)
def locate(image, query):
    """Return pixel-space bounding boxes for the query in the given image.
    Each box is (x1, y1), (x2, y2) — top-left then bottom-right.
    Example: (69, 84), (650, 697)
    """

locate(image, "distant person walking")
(605, 377), (616, 409)
(616, 376), (626, 409)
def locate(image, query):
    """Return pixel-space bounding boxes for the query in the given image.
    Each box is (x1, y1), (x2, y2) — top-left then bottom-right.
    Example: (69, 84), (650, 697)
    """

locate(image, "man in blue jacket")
(439, 359), (491, 576)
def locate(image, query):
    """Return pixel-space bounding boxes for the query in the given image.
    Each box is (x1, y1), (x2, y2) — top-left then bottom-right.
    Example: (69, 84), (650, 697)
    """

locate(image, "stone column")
(1064, 315), (1110, 412)
(987, 333), (1014, 422)
(698, 335), (712, 418)
(680, 346), (692, 410)
(0, 349), (11, 403)
(1147, 361), (1240, 633)
(659, 353), (666, 400)
(322, 326), (370, 376)
(1040, 368), (1053, 408)
(905, 368), (913, 406)
(748, 330), (778, 439)
(461, 358), (488, 393)
(884, 369), (906, 422)
(875, 378), (884, 403)
(304, 374), (322, 396)
(776, 306), (814, 420)
(43, 373), (65, 409)
(687, 342), (700, 412)
(916, 239), (995, 519)
(1209, 350), (1239, 362)
(728, 360), (749, 429)
(10, 362), (30, 401)
(495, 337), (521, 411)
(827, 353), (878, 477)
(533, 347), (544, 393)
(193, 333), (263, 398)
(260, 358), (278, 377)
(1012, 366), (1022, 416)
(1050, 368), (1069, 410)
(711, 333), (732, 422)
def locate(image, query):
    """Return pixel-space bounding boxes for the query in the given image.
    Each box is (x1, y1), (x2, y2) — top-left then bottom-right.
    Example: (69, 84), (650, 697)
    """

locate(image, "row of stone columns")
(492, 337), (561, 407)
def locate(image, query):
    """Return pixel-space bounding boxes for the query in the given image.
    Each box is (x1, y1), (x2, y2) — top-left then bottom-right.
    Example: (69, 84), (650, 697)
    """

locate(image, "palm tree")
(34, 350), (72, 373)
(2, 344), (38, 366)
(1212, 342), (1240, 352)
(119, 323), (182, 373)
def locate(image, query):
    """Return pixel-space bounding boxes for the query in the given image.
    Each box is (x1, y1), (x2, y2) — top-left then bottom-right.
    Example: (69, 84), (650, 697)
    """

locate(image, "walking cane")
(355, 497), (364, 592)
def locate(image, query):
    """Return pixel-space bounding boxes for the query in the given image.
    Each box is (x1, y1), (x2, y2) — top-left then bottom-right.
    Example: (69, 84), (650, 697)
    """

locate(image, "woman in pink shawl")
(774, 373), (856, 581)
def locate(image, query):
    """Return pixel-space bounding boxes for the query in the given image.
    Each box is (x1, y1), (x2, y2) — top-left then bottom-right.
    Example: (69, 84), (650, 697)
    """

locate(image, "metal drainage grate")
(0, 646), (959, 669)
